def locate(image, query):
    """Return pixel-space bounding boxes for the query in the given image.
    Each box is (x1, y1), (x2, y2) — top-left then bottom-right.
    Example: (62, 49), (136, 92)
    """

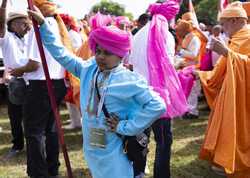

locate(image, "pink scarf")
(178, 66), (196, 98)
(115, 16), (131, 27)
(89, 26), (132, 58)
(89, 12), (113, 30)
(147, 14), (188, 118)
(200, 50), (213, 71)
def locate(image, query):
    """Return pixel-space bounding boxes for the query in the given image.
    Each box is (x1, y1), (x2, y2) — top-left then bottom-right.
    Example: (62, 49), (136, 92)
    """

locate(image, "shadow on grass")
(173, 138), (204, 157)
(0, 120), (11, 131)
(172, 118), (208, 140)
(0, 147), (26, 166)
(64, 131), (83, 151)
(172, 157), (226, 178)
(171, 137), (225, 178)
(0, 131), (13, 145)
(18, 168), (92, 178)
(61, 168), (92, 178)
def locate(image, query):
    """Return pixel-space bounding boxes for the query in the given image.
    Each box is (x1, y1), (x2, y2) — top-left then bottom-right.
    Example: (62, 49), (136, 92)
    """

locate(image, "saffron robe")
(199, 27), (250, 177)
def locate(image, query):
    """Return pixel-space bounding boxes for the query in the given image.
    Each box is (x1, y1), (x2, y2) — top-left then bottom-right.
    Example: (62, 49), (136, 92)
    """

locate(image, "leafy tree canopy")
(91, 0), (133, 20)
(179, 0), (236, 25)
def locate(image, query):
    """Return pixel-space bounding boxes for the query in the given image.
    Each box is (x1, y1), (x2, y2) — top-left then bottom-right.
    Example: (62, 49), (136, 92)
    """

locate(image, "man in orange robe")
(198, 2), (250, 177)
(181, 12), (208, 67)
(175, 19), (201, 119)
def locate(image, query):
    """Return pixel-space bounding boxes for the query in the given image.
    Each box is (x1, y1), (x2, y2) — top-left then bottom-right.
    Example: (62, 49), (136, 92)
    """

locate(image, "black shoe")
(49, 176), (59, 178)
(182, 113), (199, 120)
(3, 148), (22, 160)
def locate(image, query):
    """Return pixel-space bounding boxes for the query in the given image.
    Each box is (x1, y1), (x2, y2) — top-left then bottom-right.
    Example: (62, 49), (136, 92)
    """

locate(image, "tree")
(178, 0), (236, 25)
(196, 0), (219, 25)
(91, 0), (133, 19)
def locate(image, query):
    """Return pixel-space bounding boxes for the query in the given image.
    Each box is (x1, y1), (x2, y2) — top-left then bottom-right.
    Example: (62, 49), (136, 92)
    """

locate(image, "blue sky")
(10, 0), (156, 19)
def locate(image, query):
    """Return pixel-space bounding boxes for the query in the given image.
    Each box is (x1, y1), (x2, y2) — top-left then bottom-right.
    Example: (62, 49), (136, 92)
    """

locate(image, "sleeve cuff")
(116, 120), (126, 135)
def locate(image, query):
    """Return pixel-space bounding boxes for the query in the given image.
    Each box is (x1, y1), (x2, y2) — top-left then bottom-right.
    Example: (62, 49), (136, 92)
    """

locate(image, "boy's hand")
(27, 6), (45, 25)
(106, 113), (119, 132)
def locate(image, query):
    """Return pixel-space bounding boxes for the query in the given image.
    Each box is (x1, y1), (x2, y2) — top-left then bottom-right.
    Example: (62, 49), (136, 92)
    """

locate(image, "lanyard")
(95, 69), (113, 118)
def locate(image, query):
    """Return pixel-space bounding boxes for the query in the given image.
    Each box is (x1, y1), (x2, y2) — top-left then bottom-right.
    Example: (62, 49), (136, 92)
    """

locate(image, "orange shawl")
(199, 27), (250, 177)
(76, 29), (92, 60)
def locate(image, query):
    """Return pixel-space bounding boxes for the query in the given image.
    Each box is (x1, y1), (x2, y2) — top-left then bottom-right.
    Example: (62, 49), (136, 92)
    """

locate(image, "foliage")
(196, 0), (219, 25)
(91, 0), (133, 20)
(179, 0), (236, 25)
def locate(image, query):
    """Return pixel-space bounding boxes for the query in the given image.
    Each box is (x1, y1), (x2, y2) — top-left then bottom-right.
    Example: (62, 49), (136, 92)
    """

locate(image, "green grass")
(0, 104), (225, 178)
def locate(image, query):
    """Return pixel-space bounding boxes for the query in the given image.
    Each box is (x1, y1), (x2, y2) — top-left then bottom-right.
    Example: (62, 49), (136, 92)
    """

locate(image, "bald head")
(175, 19), (193, 39)
(220, 17), (247, 37)
(212, 25), (222, 37)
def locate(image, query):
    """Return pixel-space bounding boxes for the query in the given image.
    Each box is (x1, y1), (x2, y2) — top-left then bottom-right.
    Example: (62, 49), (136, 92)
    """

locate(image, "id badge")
(90, 128), (106, 149)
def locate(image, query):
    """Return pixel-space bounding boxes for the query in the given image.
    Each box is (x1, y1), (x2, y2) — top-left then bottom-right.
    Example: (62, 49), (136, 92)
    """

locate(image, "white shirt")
(129, 22), (176, 81)
(68, 29), (82, 50)
(28, 17), (65, 80)
(0, 29), (32, 81)
(179, 34), (201, 60)
(0, 47), (3, 58)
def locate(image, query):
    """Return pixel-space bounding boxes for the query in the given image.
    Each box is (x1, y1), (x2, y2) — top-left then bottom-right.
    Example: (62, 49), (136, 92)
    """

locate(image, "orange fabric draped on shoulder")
(76, 30), (93, 60)
(193, 28), (208, 68)
(199, 27), (250, 177)
(54, 15), (81, 107)
(34, 0), (81, 107)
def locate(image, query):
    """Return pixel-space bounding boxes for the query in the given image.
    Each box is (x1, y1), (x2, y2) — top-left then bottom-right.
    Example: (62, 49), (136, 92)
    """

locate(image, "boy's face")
(95, 46), (122, 71)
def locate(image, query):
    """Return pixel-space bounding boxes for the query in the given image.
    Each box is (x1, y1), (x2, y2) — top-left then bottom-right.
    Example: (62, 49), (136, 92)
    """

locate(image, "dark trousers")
(152, 119), (172, 178)
(23, 80), (66, 178)
(7, 94), (24, 150)
(132, 128), (151, 176)
(132, 119), (172, 178)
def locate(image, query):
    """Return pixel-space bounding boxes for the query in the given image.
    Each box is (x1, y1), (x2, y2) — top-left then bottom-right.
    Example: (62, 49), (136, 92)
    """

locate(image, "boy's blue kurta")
(39, 21), (166, 178)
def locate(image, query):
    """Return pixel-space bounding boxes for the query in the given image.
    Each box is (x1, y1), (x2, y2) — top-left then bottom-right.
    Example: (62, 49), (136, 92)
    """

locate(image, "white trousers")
(187, 80), (201, 116)
(66, 102), (82, 127)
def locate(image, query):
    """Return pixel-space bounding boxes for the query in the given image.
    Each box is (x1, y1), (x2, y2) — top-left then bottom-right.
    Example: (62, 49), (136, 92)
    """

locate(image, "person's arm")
(9, 59), (39, 77)
(82, 22), (90, 36)
(115, 78), (166, 136)
(28, 8), (92, 78)
(0, 0), (7, 38)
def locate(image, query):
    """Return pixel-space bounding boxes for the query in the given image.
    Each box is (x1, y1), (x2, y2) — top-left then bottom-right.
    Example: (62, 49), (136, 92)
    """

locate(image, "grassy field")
(0, 102), (225, 178)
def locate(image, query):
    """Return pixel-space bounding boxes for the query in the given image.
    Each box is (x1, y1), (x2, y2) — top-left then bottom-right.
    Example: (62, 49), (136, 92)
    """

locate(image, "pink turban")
(115, 16), (131, 27)
(148, 0), (180, 20)
(89, 12), (113, 30)
(89, 26), (132, 58)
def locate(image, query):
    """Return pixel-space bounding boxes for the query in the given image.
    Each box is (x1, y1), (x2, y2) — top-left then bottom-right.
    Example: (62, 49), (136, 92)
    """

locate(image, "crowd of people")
(1, 0), (250, 178)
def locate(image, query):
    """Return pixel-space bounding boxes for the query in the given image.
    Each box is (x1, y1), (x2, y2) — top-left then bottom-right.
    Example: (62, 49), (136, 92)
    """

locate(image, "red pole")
(27, 1), (73, 178)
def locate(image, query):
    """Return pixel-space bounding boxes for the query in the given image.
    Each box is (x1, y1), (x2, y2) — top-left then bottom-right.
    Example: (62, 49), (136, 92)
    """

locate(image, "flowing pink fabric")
(148, 0), (180, 20)
(89, 12), (113, 30)
(147, 14), (188, 118)
(115, 16), (131, 27)
(200, 50), (213, 71)
(178, 66), (196, 98)
(89, 26), (132, 58)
